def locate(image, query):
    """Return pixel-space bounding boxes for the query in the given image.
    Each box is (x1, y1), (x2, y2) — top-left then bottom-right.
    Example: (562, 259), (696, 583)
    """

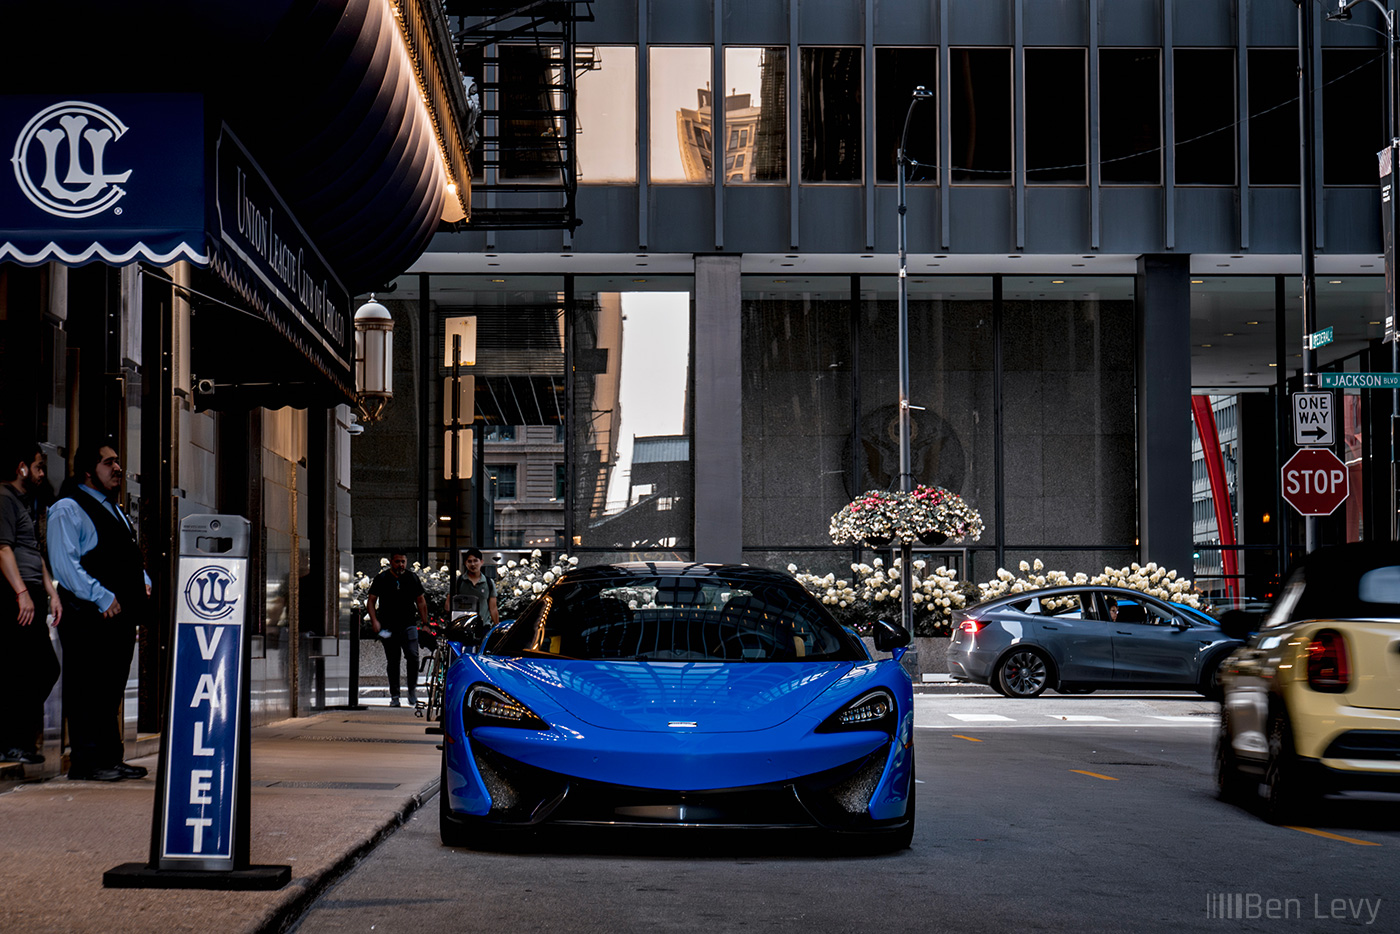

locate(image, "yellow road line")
(950, 734), (983, 742)
(1284, 826), (1381, 846)
(1070, 769), (1118, 781)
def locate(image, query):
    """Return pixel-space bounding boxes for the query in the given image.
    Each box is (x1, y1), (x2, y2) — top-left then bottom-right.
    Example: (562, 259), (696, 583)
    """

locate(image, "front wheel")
(1215, 708), (1253, 804)
(996, 648), (1051, 698)
(1262, 712), (1313, 824)
(440, 758), (504, 849)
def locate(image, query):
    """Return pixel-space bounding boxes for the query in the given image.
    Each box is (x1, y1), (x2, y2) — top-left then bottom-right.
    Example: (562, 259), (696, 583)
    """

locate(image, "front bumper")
(445, 732), (912, 833)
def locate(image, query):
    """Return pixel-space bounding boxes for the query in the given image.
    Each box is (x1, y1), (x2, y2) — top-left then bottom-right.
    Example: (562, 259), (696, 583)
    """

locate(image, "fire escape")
(445, 2), (594, 231)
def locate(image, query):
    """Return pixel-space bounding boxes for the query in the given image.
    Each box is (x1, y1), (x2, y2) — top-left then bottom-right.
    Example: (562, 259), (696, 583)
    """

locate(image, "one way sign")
(1292, 391), (1335, 447)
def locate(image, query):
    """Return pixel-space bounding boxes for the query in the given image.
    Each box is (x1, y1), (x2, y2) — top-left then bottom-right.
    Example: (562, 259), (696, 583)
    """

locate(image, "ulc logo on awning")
(10, 100), (132, 219)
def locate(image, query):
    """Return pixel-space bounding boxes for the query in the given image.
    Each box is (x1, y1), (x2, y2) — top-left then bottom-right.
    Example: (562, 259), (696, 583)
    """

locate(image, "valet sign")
(158, 555), (247, 867)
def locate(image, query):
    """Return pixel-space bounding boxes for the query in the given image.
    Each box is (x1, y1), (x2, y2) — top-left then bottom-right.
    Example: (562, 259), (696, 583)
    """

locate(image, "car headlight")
(463, 683), (549, 731)
(816, 689), (897, 734)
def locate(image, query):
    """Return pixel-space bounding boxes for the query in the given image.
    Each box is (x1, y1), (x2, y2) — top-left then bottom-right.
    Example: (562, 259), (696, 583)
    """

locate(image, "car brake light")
(1306, 629), (1350, 693)
(959, 619), (985, 634)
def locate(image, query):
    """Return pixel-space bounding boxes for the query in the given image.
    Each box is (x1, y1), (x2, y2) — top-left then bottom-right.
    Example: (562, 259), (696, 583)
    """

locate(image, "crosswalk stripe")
(947, 713), (1015, 722)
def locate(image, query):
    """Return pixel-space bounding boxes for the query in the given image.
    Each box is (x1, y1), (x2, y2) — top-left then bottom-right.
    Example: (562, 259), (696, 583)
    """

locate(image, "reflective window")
(1175, 49), (1236, 185)
(801, 47), (863, 182)
(498, 44), (567, 182)
(1248, 49), (1299, 185)
(573, 278), (693, 556)
(427, 275), (567, 560)
(650, 47), (714, 183)
(1323, 49), (1384, 186)
(875, 48), (938, 183)
(724, 47), (787, 183)
(951, 48), (1012, 182)
(1099, 49), (1160, 184)
(577, 46), (637, 183)
(739, 277), (853, 553)
(1027, 48), (1087, 184)
(489, 464), (517, 500)
(483, 426), (517, 442)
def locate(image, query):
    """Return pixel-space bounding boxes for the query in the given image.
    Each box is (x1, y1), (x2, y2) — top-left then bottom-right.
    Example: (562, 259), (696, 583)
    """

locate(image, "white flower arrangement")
(788, 557), (1207, 636)
(829, 485), (984, 546)
(976, 558), (1205, 610)
(789, 560), (976, 635)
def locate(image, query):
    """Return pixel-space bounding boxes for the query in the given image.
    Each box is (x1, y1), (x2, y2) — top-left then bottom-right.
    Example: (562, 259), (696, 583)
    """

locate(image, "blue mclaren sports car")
(438, 562), (916, 848)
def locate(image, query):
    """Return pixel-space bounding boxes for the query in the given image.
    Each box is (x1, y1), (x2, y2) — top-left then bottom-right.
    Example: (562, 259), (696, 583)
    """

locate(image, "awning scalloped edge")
(0, 240), (210, 267)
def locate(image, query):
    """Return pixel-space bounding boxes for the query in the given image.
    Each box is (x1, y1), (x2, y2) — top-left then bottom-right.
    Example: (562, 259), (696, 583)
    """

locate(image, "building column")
(1135, 253), (1194, 575)
(693, 254), (742, 563)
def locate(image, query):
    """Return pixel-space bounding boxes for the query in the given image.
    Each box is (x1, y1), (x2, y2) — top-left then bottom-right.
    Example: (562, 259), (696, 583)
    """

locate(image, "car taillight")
(1306, 629), (1350, 693)
(959, 619), (985, 634)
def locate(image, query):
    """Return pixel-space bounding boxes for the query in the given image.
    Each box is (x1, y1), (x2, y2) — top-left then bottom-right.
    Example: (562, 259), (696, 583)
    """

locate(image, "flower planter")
(918, 531), (948, 546)
(864, 535), (893, 548)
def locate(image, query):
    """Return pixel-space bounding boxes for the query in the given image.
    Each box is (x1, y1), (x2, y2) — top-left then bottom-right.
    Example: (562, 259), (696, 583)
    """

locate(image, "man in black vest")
(47, 440), (151, 782)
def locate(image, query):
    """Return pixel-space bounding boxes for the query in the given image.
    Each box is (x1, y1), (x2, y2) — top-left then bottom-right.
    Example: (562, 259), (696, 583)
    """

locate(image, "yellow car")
(1216, 543), (1400, 823)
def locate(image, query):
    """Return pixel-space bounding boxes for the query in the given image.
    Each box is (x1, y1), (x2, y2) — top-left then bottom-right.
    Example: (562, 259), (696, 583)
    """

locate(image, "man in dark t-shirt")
(366, 550), (428, 707)
(0, 438), (62, 767)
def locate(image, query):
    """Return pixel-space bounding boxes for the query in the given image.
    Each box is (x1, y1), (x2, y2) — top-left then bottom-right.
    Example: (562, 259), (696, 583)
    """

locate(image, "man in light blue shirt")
(47, 440), (151, 782)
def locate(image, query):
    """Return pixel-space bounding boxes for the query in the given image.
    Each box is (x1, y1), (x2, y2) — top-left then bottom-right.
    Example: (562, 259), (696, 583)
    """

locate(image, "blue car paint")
(441, 650), (914, 824)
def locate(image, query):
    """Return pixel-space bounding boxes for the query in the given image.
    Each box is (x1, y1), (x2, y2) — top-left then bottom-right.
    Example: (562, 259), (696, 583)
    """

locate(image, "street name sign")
(1291, 391), (1334, 446)
(1320, 372), (1400, 389)
(1281, 448), (1349, 517)
(1307, 326), (1334, 350)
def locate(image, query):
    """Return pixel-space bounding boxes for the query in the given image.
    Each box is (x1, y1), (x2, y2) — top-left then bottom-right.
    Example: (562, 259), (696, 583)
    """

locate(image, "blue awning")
(1, 94), (210, 269)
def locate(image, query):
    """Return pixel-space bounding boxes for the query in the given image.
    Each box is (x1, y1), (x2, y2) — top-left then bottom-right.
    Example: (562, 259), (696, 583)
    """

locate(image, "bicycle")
(416, 609), (487, 729)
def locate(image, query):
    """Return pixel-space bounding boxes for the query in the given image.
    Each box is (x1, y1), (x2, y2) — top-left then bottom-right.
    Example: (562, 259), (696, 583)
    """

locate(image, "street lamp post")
(897, 86), (933, 635)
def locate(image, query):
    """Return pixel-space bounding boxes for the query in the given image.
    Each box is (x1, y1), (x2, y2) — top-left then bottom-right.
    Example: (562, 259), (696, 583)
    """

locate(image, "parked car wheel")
(1197, 650), (1230, 700)
(440, 759), (506, 849)
(1262, 712), (1313, 824)
(996, 648), (1051, 698)
(1215, 708), (1253, 804)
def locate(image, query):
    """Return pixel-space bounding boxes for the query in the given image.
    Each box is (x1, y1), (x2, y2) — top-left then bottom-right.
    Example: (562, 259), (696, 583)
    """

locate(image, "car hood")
(489, 658), (859, 733)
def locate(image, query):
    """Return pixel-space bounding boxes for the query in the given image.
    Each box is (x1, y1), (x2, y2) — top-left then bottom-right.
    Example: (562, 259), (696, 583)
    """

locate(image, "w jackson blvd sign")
(1282, 448), (1349, 517)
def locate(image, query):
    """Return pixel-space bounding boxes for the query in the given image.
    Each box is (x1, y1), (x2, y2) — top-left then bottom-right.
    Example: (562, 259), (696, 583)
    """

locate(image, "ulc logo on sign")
(184, 566), (239, 621)
(10, 100), (132, 219)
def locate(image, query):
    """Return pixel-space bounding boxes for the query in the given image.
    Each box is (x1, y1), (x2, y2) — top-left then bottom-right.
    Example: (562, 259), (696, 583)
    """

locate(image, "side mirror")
(1217, 609), (1259, 641)
(872, 618), (913, 653)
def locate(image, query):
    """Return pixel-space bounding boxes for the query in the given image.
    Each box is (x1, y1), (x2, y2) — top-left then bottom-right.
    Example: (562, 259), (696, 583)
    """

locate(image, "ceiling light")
(1269, 363), (1278, 367)
(1191, 280), (1204, 284)
(1051, 280), (1065, 284)
(1329, 280), (1343, 285)
(1224, 332), (1235, 337)
(1246, 321), (1260, 325)
(1201, 343), (1213, 348)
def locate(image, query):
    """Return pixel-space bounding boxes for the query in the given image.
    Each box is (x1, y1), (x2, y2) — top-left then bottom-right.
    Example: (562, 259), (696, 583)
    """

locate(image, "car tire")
(1196, 651), (1230, 700)
(439, 758), (503, 849)
(995, 648), (1051, 698)
(1215, 707), (1252, 804)
(1262, 711), (1313, 825)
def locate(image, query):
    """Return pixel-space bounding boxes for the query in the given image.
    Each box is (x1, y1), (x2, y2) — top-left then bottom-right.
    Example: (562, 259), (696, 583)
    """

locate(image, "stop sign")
(1281, 448), (1349, 516)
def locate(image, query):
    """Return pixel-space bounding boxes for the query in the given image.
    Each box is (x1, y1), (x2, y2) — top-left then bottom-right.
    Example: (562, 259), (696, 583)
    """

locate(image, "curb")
(258, 776), (442, 934)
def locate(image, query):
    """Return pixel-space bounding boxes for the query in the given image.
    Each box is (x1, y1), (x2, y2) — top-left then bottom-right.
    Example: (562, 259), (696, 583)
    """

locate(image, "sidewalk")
(0, 705), (441, 934)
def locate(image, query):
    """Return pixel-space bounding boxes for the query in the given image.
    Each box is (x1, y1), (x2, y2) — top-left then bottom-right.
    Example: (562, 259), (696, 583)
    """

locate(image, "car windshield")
(1265, 552), (1400, 626)
(492, 571), (868, 662)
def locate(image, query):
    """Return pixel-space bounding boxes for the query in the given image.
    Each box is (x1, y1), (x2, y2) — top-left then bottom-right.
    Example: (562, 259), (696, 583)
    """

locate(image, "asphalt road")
(288, 692), (1400, 934)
